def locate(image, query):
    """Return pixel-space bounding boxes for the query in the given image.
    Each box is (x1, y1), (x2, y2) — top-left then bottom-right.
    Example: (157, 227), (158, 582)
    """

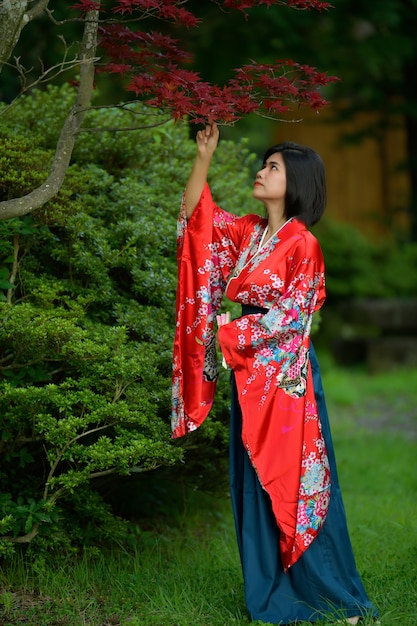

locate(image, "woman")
(171, 123), (377, 624)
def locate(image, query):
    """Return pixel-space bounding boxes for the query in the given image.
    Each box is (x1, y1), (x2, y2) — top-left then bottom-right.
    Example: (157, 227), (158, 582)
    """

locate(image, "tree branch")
(0, 6), (100, 221)
(3, 523), (39, 544)
(27, 0), (52, 21)
(0, 0), (51, 72)
(0, 52), (82, 117)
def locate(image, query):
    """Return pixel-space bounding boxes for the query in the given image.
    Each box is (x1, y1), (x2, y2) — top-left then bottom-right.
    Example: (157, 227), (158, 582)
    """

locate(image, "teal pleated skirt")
(229, 342), (378, 624)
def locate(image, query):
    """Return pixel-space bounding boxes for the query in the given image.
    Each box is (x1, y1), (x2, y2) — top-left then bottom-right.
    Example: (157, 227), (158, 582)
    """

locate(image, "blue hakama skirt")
(229, 343), (378, 624)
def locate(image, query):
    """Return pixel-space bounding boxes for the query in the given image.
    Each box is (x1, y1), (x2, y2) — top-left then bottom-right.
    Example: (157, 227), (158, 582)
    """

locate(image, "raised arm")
(184, 123), (219, 219)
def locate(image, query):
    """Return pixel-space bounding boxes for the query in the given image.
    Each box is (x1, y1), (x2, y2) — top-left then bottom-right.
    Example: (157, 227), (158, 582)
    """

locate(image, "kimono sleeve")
(218, 234), (325, 384)
(171, 184), (260, 438)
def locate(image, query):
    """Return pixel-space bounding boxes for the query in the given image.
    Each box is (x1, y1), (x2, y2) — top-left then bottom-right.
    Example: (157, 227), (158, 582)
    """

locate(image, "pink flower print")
(293, 336), (303, 351)
(315, 492), (330, 518)
(196, 286), (209, 301)
(314, 437), (326, 454)
(286, 335), (302, 353)
(295, 290), (306, 306)
(251, 326), (263, 341)
(282, 308), (299, 327)
(265, 364), (276, 378)
(237, 290), (250, 303)
(237, 317), (249, 330)
(270, 274), (284, 289)
(219, 250), (234, 267)
(302, 451), (317, 472)
(258, 346), (273, 359)
(301, 532), (315, 547)
(238, 333), (246, 345)
(264, 269), (271, 275)
(297, 502), (309, 527)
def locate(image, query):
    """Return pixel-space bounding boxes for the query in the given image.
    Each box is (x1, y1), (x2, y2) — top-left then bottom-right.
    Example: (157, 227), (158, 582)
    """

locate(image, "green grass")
(1, 363), (416, 625)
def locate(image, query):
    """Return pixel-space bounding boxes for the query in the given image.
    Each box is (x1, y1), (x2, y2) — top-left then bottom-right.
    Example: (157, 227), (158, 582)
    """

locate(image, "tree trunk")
(0, 0), (50, 71)
(0, 6), (99, 221)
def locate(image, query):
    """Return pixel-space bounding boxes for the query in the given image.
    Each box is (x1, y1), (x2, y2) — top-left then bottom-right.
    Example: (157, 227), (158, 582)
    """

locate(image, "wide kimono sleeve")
(171, 183), (261, 438)
(218, 233), (331, 571)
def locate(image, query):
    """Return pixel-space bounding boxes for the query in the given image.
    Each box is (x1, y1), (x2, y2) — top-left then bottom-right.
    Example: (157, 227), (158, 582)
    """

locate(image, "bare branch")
(78, 121), (171, 133)
(0, 50), (84, 117)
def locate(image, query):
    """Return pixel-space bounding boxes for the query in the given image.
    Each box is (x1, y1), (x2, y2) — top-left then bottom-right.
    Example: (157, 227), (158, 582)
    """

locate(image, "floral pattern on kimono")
(171, 183), (331, 571)
(171, 185), (260, 436)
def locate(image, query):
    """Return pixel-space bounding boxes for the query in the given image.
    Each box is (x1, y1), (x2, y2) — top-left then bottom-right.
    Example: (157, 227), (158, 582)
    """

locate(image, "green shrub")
(0, 86), (256, 554)
(313, 218), (417, 302)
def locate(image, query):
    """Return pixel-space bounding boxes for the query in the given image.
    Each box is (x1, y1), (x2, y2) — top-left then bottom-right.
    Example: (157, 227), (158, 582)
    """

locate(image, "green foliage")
(0, 135), (50, 199)
(0, 85), (256, 552)
(0, 84), (76, 150)
(1, 375), (416, 626)
(313, 218), (417, 302)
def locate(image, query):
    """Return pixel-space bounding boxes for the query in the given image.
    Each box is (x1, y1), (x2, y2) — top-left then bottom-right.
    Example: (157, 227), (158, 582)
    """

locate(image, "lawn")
(1, 363), (416, 625)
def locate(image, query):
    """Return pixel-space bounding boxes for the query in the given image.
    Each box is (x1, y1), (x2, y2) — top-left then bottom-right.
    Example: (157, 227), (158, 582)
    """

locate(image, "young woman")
(171, 123), (377, 624)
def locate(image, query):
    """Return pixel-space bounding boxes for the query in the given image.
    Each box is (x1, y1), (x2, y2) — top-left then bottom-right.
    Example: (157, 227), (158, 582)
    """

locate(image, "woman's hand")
(196, 123), (219, 159)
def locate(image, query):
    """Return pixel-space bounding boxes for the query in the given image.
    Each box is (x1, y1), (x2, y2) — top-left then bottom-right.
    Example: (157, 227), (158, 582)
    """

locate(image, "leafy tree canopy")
(0, 0), (336, 220)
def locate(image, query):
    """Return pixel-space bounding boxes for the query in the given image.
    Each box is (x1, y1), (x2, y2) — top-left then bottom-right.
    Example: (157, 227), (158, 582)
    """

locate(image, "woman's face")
(252, 152), (286, 206)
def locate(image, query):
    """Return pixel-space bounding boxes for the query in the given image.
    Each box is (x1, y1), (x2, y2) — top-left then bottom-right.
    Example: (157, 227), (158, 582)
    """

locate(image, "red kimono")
(171, 184), (331, 571)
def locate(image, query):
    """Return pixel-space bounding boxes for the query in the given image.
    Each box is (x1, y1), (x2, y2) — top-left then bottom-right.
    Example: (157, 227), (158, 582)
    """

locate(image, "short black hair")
(262, 141), (326, 226)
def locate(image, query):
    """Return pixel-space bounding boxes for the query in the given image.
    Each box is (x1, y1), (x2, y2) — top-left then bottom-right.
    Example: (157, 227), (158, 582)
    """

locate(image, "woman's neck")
(263, 215), (289, 244)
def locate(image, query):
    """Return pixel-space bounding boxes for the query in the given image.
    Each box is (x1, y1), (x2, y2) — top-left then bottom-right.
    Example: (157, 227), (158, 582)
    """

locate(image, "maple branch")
(75, 100), (171, 132)
(77, 121), (171, 133)
(45, 5), (84, 25)
(0, 6), (100, 221)
(88, 99), (169, 114)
